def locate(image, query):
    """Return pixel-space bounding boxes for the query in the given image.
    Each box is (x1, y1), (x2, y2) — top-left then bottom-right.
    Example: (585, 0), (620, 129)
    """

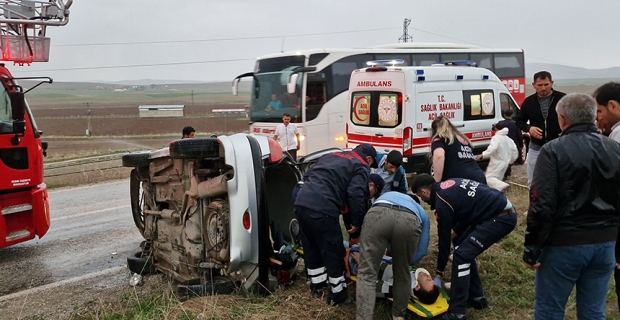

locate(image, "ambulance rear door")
(347, 69), (406, 154)
(412, 71), (465, 154)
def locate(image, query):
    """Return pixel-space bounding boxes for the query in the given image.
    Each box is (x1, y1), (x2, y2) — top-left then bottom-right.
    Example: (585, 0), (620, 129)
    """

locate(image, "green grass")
(67, 185), (620, 319)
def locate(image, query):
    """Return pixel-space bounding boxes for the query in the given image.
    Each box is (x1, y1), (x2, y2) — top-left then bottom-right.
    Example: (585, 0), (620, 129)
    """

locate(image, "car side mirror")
(287, 74), (299, 94)
(9, 91), (26, 122)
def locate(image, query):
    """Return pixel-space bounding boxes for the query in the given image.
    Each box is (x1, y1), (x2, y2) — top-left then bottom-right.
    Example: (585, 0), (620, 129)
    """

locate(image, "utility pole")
(398, 18), (413, 43)
(191, 90), (194, 115)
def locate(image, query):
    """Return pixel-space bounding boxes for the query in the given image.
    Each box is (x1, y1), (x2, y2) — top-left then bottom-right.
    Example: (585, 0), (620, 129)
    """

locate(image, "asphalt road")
(0, 180), (146, 318)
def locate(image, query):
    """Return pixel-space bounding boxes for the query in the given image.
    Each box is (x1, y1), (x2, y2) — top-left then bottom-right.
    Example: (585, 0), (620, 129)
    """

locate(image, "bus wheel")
(169, 138), (220, 159)
(122, 151), (151, 168)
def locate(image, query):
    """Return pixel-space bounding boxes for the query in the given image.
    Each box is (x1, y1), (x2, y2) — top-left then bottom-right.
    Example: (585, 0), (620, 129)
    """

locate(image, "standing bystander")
(515, 71), (566, 187)
(593, 82), (620, 313)
(182, 126), (195, 139)
(523, 93), (620, 320)
(274, 113), (300, 161)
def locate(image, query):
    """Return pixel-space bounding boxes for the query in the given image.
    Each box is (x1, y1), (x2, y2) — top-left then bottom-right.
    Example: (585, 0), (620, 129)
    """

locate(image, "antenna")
(398, 18), (412, 43)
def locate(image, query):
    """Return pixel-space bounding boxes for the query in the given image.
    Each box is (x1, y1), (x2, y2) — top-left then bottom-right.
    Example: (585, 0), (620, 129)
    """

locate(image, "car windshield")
(0, 87), (12, 134)
(250, 56), (305, 123)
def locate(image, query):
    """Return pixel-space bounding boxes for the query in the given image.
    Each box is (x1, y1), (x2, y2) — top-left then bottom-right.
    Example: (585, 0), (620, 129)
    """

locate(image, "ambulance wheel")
(169, 138), (220, 159)
(122, 151), (151, 168)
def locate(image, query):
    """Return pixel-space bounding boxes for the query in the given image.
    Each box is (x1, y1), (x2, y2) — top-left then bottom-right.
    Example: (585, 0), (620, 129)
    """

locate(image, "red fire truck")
(0, 0), (72, 248)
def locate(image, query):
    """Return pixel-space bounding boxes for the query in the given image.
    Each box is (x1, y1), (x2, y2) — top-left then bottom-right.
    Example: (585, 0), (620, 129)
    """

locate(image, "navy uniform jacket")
(294, 149), (370, 227)
(431, 178), (508, 272)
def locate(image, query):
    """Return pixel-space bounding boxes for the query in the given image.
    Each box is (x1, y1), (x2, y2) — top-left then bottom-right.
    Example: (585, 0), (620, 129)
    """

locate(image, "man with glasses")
(372, 150), (408, 195)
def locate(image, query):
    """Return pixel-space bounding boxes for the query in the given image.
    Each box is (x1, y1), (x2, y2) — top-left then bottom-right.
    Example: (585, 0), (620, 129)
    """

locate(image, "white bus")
(232, 43), (525, 157)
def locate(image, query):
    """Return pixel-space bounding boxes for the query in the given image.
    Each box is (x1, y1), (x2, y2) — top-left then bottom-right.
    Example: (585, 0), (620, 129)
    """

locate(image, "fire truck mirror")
(12, 120), (25, 135)
(9, 91), (26, 122)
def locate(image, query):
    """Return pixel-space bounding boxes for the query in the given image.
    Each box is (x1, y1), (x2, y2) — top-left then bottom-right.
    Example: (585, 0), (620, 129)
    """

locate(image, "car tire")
(169, 138), (219, 159)
(127, 251), (156, 274)
(176, 276), (237, 301)
(122, 151), (151, 168)
(130, 169), (147, 237)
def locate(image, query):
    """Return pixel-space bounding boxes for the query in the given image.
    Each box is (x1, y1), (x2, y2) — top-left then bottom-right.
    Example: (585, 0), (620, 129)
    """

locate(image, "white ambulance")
(346, 60), (520, 173)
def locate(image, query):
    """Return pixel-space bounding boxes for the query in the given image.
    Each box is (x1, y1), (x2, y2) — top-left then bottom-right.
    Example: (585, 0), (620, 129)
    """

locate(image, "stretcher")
(348, 263), (450, 318)
(290, 217), (449, 319)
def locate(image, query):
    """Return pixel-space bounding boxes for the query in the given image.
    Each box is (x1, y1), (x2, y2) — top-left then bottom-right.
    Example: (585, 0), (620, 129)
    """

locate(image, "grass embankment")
(64, 185), (620, 320)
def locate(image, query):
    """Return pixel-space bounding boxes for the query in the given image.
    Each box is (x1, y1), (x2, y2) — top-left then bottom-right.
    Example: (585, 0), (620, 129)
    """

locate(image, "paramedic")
(294, 143), (378, 305)
(430, 116), (486, 184)
(412, 174), (517, 320)
(372, 150), (408, 194)
(356, 191), (430, 320)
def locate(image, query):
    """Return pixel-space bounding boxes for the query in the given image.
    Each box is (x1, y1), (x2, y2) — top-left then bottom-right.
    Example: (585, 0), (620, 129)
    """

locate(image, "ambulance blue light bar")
(482, 75), (489, 80)
(456, 75), (464, 80)
(438, 60), (478, 67)
(366, 59), (406, 67)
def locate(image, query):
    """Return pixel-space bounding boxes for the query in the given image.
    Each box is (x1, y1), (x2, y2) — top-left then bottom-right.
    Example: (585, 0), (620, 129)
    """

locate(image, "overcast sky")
(8, 0), (620, 83)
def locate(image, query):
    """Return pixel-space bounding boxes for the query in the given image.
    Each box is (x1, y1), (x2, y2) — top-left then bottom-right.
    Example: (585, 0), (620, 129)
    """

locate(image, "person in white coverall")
(476, 121), (518, 192)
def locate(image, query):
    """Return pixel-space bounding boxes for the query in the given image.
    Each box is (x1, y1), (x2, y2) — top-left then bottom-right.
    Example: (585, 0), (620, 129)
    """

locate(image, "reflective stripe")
(458, 263), (470, 270)
(331, 282), (345, 293)
(458, 270), (470, 277)
(307, 267), (326, 276)
(311, 273), (327, 284)
(328, 276), (345, 285)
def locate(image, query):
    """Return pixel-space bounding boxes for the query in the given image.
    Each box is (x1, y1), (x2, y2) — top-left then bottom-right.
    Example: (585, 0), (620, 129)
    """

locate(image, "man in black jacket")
(294, 143), (377, 305)
(515, 71), (566, 186)
(523, 93), (620, 320)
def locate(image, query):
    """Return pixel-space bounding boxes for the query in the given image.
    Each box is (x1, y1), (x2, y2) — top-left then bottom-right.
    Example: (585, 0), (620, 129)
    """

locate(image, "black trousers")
(295, 206), (348, 304)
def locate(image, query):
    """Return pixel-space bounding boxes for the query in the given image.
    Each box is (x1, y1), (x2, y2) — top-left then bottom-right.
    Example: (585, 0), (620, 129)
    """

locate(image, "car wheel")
(122, 151), (151, 168)
(169, 138), (220, 159)
(205, 200), (230, 262)
(176, 276), (237, 301)
(127, 251), (156, 274)
(130, 169), (147, 237)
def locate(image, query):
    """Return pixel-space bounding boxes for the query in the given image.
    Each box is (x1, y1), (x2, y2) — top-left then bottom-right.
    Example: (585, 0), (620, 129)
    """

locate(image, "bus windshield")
(250, 56), (305, 123)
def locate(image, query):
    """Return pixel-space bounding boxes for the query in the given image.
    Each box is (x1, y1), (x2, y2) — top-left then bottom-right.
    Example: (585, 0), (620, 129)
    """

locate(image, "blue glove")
(434, 276), (442, 287)
(280, 245), (292, 254)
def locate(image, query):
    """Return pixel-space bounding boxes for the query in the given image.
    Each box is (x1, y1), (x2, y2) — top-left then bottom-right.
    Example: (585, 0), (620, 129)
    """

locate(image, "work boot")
(328, 295), (354, 306)
(442, 312), (467, 320)
(468, 296), (489, 310)
(311, 289), (324, 299)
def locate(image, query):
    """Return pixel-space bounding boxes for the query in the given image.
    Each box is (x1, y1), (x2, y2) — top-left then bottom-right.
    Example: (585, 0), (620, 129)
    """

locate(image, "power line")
(51, 27), (401, 48)
(15, 57), (256, 72)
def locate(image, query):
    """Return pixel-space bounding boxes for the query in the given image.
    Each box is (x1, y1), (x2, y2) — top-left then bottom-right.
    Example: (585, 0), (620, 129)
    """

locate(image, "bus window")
(257, 56), (305, 73)
(470, 53), (493, 69)
(500, 93), (519, 116)
(374, 54), (412, 66)
(327, 54), (373, 98)
(309, 53), (328, 66)
(306, 82), (327, 121)
(412, 53), (439, 66)
(493, 53), (525, 78)
(440, 53), (469, 63)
